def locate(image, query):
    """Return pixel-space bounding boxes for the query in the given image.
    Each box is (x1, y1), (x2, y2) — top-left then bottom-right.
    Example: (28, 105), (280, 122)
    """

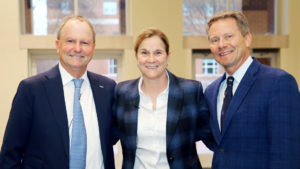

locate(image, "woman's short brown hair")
(134, 28), (170, 56)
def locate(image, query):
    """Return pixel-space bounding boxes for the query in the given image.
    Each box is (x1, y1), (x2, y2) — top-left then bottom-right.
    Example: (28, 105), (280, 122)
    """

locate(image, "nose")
(74, 42), (81, 52)
(147, 53), (156, 62)
(218, 38), (227, 49)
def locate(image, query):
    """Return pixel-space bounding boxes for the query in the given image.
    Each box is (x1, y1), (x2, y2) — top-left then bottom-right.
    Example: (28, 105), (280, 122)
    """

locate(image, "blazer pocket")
(21, 156), (43, 169)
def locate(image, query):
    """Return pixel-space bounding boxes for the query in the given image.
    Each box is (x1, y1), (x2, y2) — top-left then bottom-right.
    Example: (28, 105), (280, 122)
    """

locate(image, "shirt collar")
(59, 62), (88, 86)
(226, 56), (253, 83)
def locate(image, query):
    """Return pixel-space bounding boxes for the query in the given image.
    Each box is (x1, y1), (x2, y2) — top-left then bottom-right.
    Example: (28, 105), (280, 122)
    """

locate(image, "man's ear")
(55, 40), (60, 53)
(245, 32), (252, 48)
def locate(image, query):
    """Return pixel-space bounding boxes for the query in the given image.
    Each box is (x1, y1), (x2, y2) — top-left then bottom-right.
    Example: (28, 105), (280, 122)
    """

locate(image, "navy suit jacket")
(0, 65), (116, 169)
(205, 57), (300, 169)
(113, 71), (213, 169)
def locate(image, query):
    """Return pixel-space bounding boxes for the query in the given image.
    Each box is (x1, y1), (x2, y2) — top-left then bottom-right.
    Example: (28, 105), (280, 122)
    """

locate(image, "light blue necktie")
(70, 79), (86, 169)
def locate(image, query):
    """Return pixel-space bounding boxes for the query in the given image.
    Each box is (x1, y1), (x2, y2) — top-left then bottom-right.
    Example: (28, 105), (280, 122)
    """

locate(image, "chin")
(143, 75), (158, 80)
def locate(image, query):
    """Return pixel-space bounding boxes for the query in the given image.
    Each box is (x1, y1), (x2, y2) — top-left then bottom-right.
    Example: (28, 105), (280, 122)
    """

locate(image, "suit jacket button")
(220, 149), (225, 153)
(168, 157), (174, 162)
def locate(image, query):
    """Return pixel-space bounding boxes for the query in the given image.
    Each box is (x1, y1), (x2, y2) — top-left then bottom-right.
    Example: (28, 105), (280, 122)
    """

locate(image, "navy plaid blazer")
(205, 57), (300, 169)
(113, 71), (213, 169)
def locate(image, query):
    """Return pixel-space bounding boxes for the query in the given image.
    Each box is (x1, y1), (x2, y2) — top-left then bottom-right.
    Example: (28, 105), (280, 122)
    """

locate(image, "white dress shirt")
(217, 56), (253, 130)
(134, 73), (170, 169)
(59, 63), (104, 169)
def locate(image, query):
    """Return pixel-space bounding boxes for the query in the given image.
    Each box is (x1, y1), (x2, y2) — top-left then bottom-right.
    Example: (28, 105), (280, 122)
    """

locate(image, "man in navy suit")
(205, 10), (300, 169)
(0, 16), (116, 169)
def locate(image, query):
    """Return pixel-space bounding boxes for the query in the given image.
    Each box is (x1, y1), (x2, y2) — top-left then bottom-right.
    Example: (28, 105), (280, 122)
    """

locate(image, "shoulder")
(12, 67), (60, 99)
(116, 78), (139, 93)
(254, 61), (297, 84)
(168, 71), (203, 92)
(259, 64), (293, 78)
(20, 66), (58, 87)
(175, 76), (201, 87)
(258, 64), (299, 89)
(248, 57), (295, 82)
(87, 71), (116, 85)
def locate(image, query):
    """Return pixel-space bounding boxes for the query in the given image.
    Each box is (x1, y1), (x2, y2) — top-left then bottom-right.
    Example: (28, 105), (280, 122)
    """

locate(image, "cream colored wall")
(0, 0), (299, 168)
(0, 0), (28, 143)
(280, 0), (300, 83)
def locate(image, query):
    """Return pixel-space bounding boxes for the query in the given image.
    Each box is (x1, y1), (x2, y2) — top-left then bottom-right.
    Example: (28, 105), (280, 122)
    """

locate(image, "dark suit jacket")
(205, 57), (300, 169)
(113, 71), (213, 169)
(0, 65), (116, 169)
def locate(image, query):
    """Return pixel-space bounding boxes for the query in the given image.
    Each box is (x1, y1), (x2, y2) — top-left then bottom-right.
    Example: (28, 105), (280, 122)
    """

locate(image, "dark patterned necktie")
(221, 76), (234, 132)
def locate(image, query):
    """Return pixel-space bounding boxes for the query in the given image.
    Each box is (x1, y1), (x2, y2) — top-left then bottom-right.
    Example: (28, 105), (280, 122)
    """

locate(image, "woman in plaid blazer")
(113, 28), (214, 169)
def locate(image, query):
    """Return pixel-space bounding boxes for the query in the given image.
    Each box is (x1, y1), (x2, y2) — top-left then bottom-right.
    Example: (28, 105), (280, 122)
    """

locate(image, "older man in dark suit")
(205, 10), (300, 169)
(0, 16), (117, 169)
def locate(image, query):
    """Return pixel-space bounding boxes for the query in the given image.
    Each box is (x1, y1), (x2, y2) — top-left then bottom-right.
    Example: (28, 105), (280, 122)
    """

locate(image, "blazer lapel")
(43, 65), (69, 159)
(220, 58), (260, 139)
(126, 79), (140, 149)
(166, 72), (184, 146)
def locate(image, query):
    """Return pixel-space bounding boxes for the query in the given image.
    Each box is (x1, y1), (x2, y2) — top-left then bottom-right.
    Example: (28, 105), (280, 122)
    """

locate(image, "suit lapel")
(43, 65), (69, 159)
(220, 58), (260, 140)
(166, 72), (184, 146)
(210, 75), (226, 144)
(87, 72), (108, 157)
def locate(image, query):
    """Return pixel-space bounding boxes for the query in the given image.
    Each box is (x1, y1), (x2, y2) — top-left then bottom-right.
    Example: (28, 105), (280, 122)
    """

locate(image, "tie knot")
(73, 79), (84, 89)
(227, 76), (234, 87)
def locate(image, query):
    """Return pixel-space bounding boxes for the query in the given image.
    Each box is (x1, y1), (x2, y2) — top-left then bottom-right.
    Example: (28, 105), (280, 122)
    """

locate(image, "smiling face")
(136, 35), (170, 81)
(208, 17), (252, 75)
(56, 19), (95, 78)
